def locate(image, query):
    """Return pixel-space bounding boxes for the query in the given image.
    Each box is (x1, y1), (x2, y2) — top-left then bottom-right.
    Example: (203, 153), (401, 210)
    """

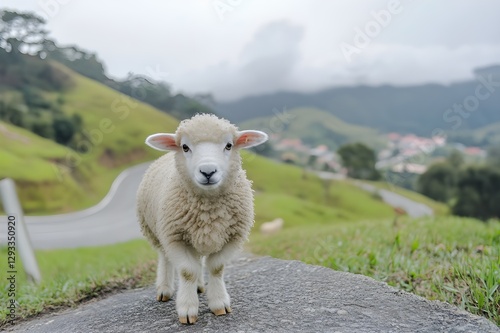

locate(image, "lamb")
(136, 114), (268, 325)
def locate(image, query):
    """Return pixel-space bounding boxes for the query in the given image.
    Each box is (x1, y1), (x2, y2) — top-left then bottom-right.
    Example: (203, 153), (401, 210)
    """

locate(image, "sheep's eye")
(225, 143), (233, 151)
(182, 144), (190, 152)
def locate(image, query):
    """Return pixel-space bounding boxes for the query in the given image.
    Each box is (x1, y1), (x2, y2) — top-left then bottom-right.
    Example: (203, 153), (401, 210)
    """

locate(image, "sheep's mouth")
(198, 180), (220, 186)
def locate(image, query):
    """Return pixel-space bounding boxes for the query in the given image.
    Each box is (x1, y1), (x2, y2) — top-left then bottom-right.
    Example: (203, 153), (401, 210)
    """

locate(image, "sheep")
(136, 114), (268, 325)
(260, 218), (284, 234)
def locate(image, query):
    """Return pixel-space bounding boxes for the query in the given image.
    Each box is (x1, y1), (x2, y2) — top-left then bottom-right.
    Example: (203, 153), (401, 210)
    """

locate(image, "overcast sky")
(4, 0), (500, 101)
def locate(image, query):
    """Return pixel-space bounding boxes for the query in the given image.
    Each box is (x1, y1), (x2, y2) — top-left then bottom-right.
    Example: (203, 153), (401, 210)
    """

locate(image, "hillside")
(0, 62), (178, 213)
(448, 121), (500, 147)
(240, 107), (387, 150)
(217, 65), (500, 138)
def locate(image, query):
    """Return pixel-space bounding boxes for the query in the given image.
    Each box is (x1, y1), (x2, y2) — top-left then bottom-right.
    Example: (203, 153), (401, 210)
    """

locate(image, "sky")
(3, 0), (500, 101)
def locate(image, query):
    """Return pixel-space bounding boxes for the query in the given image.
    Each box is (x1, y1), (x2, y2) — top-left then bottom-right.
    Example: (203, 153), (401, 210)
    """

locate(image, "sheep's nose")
(199, 164), (217, 180)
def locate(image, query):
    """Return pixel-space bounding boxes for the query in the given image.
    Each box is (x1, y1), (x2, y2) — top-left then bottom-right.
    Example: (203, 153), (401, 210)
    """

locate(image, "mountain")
(240, 107), (387, 150)
(217, 65), (500, 137)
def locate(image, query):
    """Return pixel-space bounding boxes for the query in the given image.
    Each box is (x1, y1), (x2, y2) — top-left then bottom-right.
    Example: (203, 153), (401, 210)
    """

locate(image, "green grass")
(1, 62), (178, 214)
(0, 240), (157, 328)
(0, 123), (68, 181)
(248, 216), (500, 325)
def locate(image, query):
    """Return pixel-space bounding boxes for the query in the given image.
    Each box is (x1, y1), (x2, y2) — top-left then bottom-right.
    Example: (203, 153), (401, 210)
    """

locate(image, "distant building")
(391, 163), (428, 175)
(463, 147), (486, 158)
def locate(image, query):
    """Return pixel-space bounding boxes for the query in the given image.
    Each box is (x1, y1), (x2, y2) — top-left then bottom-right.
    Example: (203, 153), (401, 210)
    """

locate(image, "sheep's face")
(179, 133), (234, 189)
(146, 128), (268, 191)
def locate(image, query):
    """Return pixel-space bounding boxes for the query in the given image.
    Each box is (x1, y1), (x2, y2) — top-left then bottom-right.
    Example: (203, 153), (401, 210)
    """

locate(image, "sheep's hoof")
(179, 315), (198, 325)
(156, 292), (171, 302)
(197, 286), (205, 294)
(213, 307), (232, 316)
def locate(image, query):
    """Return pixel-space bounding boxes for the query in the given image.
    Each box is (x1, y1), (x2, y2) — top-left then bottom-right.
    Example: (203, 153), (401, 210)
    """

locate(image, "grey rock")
(10, 256), (499, 333)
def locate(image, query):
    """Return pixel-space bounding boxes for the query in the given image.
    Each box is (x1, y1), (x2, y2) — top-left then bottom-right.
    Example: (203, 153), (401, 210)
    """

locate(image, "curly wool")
(175, 114), (238, 145)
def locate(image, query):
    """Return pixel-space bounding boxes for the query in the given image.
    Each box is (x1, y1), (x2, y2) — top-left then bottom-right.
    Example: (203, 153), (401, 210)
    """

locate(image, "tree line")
(418, 150), (500, 221)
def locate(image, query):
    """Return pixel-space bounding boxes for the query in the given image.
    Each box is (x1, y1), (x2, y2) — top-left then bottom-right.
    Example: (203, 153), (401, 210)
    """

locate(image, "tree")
(446, 150), (464, 167)
(337, 142), (381, 180)
(0, 10), (47, 57)
(487, 145), (500, 168)
(417, 162), (457, 203)
(452, 166), (500, 220)
(52, 116), (75, 145)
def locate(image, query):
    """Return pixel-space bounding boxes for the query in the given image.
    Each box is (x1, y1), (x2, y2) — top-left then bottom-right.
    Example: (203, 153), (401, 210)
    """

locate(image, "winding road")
(355, 182), (433, 218)
(1, 163), (151, 250)
(316, 171), (433, 218)
(2, 163), (432, 250)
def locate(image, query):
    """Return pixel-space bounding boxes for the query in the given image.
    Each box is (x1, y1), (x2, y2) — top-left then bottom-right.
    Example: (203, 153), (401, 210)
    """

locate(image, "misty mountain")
(217, 65), (500, 138)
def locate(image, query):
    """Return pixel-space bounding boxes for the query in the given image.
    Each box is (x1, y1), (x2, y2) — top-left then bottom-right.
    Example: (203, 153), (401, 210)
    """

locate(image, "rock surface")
(11, 256), (499, 333)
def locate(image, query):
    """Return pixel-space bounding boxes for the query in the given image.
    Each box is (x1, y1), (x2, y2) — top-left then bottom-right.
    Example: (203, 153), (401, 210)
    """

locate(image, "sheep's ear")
(145, 133), (179, 151)
(235, 130), (268, 149)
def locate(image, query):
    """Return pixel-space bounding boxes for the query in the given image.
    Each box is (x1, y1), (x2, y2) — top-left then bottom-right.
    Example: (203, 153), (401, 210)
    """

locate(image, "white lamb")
(136, 114), (268, 325)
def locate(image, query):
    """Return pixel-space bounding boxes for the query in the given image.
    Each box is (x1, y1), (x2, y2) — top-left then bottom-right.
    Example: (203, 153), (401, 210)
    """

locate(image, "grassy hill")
(240, 107), (387, 150)
(1, 62), (178, 214)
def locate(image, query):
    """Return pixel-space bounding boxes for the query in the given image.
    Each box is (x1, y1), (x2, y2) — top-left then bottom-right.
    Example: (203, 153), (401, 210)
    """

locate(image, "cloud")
(177, 20), (304, 100)
(239, 21), (304, 91)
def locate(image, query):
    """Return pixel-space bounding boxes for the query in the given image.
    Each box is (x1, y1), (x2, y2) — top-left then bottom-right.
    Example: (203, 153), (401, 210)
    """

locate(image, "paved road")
(1, 163), (150, 250)
(356, 182), (433, 218)
(10, 256), (499, 333)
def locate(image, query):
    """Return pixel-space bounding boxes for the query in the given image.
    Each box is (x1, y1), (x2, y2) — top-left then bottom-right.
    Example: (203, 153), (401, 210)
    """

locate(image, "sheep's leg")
(206, 241), (241, 316)
(197, 259), (205, 294)
(156, 250), (175, 302)
(167, 243), (202, 325)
